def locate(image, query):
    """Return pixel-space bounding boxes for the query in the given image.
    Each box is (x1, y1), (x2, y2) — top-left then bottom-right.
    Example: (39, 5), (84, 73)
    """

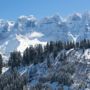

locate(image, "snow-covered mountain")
(2, 48), (90, 90)
(1, 12), (90, 55)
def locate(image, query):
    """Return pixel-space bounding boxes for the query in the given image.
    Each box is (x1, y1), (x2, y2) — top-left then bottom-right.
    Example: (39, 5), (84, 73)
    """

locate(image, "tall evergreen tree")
(49, 41), (54, 53)
(23, 46), (37, 65)
(8, 51), (22, 69)
(23, 48), (30, 65)
(35, 44), (44, 63)
(0, 54), (3, 74)
(47, 55), (51, 68)
(44, 43), (49, 54)
(29, 46), (37, 64)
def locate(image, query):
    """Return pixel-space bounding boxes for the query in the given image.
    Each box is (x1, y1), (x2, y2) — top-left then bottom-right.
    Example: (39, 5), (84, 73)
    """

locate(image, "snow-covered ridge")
(1, 12), (90, 55)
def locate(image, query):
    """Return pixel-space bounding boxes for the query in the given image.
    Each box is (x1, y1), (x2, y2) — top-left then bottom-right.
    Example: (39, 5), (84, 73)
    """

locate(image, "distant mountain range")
(1, 12), (90, 56)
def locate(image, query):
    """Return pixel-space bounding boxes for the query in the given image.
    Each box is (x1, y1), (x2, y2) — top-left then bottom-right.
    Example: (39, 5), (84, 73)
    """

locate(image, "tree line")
(8, 39), (90, 69)
(0, 39), (90, 73)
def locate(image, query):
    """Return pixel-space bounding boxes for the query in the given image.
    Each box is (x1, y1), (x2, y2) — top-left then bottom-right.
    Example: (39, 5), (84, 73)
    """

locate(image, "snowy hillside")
(2, 48), (90, 90)
(24, 49), (90, 90)
(1, 12), (90, 55)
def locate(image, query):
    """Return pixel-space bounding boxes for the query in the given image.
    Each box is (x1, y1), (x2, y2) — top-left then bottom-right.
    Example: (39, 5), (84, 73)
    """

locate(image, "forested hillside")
(0, 40), (90, 90)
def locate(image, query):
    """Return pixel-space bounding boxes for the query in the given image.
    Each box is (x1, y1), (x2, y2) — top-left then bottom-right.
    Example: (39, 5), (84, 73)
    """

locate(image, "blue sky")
(0, 0), (90, 20)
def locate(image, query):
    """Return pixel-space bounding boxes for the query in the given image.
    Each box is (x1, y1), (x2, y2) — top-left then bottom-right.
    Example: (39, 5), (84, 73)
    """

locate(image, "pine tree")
(47, 55), (51, 68)
(35, 44), (44, 63)
(0, 54), (3, 74)
(56, 41), (63, 51)
(23, 48), (30, 65)
(23, 46), (37, 65)
(28, 46), (37, 64)
(49, 41), (54, 53)
(8, 51), (22, 69)
(44, 43), (49, 54)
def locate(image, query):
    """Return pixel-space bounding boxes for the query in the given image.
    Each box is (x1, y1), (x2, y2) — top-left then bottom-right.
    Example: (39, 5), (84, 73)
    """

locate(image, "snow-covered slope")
(4, 48), (89, 90)
(1, 12), (90, 55)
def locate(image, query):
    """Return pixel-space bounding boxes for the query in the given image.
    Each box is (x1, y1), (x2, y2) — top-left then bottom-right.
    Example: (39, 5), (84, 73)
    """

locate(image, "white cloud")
(30, 31), (44, 38)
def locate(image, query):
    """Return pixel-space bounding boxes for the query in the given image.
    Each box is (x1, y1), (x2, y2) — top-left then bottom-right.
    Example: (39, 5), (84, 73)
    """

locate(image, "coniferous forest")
(0, 39), (90, 90)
